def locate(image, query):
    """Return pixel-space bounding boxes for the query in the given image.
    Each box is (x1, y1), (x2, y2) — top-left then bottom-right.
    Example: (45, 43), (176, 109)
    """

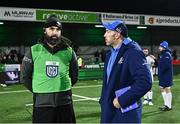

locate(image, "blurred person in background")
(142, 48), (155, 106)
(0, 62), (6, 87)
(77, 56), (84, 69)
(94, 50), (100, 63)
(158, 41), (173, 111)
(100, 48), (106, 62)
(0, 50), (7, 87)
(21, 14), (78, 123)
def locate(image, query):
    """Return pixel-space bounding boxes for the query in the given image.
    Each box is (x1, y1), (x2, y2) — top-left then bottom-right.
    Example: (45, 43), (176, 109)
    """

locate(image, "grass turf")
(0, 75), (180, 123)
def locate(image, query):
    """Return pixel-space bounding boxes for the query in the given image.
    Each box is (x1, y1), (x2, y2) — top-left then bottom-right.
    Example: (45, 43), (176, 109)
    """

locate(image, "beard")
(44, 34), (61, 46)
(145, 54), (148, 57)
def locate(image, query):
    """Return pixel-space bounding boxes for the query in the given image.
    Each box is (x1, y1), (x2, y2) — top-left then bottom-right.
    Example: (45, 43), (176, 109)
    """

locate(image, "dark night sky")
(1, 0), (180, 16)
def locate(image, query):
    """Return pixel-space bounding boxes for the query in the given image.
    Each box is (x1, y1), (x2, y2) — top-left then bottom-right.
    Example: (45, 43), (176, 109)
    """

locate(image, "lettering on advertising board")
(0, 7), (36, 21)
(101, 13), (140, 25)
(145, 15), (180, 26)
(36, 10), (99, 23)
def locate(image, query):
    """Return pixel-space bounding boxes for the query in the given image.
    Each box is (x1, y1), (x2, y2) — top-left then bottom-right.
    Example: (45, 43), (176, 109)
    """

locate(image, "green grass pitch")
(0, 75), (180, 123)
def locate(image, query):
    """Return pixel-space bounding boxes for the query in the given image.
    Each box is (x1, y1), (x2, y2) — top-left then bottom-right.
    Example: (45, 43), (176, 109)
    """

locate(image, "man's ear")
(115, 32), (121, 38)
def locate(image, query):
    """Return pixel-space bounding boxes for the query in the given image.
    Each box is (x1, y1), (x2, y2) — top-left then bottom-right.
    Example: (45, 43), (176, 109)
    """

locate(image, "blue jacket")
(158, 49), (173, 87)
(100, 38), (152, 123)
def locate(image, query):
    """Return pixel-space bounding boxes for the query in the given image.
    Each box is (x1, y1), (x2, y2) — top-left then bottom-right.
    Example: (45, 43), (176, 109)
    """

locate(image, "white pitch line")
(25, 103), (33, 107)
(73, 98), (88, 102)
(74, 98), (99, 102)
(25, 97), (99, 107)
(0, 90), (28, 94)
(25, 95), (99, 107)
(72, 85), (102, 89)
(1, 78), (180, 94)
(73, 94), (99, 102)
(0, 85), (102, 94)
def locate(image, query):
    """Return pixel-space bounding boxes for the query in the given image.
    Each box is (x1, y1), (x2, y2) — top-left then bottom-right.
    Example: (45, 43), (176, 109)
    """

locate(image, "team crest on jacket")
(118, 57), (124, 64)
(46, 61), (59, 78)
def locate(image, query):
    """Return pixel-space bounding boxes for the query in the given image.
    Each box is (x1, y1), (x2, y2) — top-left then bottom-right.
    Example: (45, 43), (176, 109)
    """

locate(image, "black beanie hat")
(44, 14), (62, 29)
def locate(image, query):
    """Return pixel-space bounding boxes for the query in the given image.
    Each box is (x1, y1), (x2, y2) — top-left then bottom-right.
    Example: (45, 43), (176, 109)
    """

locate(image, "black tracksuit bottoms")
(33, 103), (76, 123)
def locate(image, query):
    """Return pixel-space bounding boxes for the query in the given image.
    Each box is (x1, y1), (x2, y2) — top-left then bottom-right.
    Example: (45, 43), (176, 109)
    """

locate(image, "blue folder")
(115, 86), (139, 113)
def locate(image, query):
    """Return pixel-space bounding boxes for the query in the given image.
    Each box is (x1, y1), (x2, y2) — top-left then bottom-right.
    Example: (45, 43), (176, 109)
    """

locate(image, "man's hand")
(113, 97), (121, 109)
